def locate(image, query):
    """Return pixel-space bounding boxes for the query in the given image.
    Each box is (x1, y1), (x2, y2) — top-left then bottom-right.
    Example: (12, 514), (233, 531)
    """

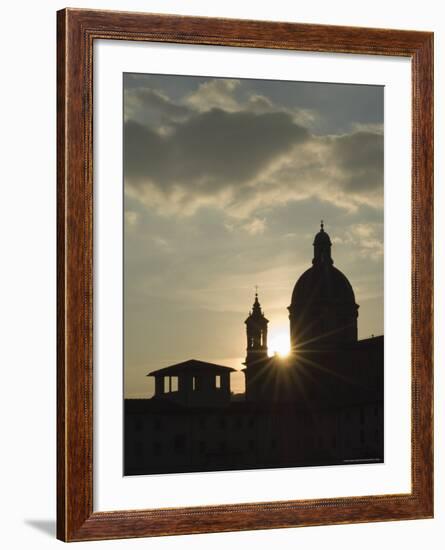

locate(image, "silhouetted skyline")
(124, 73), (383, 398)
(124, 224), (384, 475)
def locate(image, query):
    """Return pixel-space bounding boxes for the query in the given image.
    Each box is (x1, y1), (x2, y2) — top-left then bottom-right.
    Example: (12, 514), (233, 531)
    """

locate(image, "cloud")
(328, 131), (384, 192)
(242, 217), (267, 235)
(124, 78), (383, 222)
(125, 210), (139, 227)
(214, 130), (384, 219)
(124, 108), (310, 214)
(333, 223), (383, 261)
(185, 79), (242, 112)
(125, 87), (191, 126)
(185, 79), (318, 125)
(351, 122), (384, 134)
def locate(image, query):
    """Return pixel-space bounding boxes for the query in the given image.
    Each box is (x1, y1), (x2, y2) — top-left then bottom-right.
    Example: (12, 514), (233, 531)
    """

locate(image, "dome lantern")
(313, 220), (333, 265)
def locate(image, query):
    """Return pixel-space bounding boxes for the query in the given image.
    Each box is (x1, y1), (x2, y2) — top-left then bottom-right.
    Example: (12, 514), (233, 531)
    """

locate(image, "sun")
(268, 330), (291, 358)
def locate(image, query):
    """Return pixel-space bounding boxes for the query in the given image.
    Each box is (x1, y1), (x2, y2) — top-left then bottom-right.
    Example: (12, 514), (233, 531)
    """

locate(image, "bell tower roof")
(246, 289), (269, 324)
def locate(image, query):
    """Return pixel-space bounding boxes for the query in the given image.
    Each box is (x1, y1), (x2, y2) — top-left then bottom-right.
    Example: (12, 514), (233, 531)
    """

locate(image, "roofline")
(147, 359), (236, 377)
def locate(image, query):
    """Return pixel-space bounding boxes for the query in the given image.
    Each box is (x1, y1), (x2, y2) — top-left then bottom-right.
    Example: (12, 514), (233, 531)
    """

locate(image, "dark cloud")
(330, 131), (383, 192)
(125, 108), (309, 191)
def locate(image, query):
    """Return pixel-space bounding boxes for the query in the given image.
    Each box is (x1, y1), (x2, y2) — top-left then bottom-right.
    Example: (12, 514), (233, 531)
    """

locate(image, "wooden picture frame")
(57, 8), (433, 542)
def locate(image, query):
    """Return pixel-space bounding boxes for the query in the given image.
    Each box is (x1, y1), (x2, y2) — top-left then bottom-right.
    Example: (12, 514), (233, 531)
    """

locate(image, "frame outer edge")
(413, 32), (434, 518)
(56, 7), (67, 542)
(57, 7), (95, 541)
(56, 8), (434, 541)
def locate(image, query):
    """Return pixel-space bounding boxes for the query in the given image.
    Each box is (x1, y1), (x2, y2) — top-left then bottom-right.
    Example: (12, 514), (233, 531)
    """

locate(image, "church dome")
(288, 222), (359, 349)
(291, 264), (356, 309)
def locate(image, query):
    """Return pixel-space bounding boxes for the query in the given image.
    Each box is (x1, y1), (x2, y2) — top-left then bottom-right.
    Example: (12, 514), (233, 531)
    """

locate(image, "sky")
(123, 73), (384, 398)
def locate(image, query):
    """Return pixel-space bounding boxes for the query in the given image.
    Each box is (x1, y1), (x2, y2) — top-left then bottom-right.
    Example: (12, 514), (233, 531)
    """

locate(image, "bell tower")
(245, 290), (268, 363)
(243, 289), (269, 401)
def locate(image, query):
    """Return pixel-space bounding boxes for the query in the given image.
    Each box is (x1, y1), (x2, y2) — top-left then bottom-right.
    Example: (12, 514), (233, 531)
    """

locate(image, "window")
(163, 377), (169, 393)
(215, 375), (221, 388)
(171, 376), (178, 392)
(192, 376), (197, 391)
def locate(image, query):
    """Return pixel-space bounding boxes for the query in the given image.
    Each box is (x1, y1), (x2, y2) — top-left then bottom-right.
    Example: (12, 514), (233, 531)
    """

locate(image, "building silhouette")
(125, 223), (384, 475)
(289, 220), (358, 348)
(149, 359), (234, 407)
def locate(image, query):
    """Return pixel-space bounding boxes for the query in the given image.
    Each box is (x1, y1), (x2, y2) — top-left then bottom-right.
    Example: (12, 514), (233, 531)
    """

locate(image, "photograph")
(123, 73), (384, 475)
